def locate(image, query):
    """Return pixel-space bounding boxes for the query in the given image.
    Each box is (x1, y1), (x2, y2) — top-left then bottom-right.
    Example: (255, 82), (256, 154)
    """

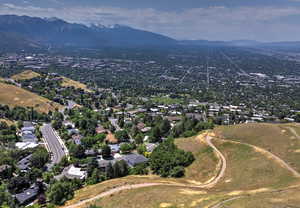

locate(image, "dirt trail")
(64, 131), (300, 208)
(223, 139), (300, 178)
(63, 134), (227, 208)
(210, 196), (244, 208)
(287, 127), (300, 140)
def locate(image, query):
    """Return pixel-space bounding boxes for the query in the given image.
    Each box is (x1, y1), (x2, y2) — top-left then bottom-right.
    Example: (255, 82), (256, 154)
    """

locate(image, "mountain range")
(0, 15), (300, 51)
(0, 15), (176, 51)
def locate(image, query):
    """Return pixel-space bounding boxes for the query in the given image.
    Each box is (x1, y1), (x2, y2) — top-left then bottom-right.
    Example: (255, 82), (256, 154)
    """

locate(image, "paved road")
(41, 124), (66, 166)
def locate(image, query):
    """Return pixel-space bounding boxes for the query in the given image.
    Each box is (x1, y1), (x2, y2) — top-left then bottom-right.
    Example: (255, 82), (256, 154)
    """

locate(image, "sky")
(0, 0), (300, 41)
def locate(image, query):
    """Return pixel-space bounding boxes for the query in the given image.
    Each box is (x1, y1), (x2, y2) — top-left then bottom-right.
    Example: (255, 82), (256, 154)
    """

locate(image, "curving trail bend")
(64, 134), (227, 208)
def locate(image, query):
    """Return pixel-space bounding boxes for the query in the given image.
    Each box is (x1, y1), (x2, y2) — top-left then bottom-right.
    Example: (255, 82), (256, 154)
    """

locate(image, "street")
(41, 124), (66, 166)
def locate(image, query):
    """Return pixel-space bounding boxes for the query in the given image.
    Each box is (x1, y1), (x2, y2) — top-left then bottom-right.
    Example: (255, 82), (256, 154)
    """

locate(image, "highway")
(41, 124), (66, 167)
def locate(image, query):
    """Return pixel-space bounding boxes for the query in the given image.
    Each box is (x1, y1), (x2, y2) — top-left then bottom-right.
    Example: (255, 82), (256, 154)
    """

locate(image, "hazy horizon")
(1, 0), (300, 42)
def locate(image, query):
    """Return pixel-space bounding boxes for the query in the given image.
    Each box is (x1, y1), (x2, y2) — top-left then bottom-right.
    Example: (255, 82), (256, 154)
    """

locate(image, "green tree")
(150, 139), (194, 177)
(30, 148), (49, 169)
(47, 180), (74, 205)
(115, 130), (129, 142)
(120, 143), (132, 154)
(159, 119), (171, 135)
(101, 145), (111, 158)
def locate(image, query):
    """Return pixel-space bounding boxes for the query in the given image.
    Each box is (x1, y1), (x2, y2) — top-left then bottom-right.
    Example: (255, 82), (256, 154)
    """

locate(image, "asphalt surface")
(41, 124), (66, 166)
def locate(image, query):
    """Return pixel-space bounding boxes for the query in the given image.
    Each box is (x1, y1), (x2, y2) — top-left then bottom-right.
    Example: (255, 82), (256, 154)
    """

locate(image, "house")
(117, 153), (148, 167)
(21, 126), (35, 133)
(141, 127), (151, 133)
(67, 128), (80, 135)
(63, 121), (75, 129)
(23, 121), (35, 128)
(63, 165), (87, 180)
(71, 134), (83, 145)
(85, 149), (97, 156)
(15, 184), (40, 205)
(136, 123), (145, 130)
(109, 144), (120, 153)
(98, 158), (116, 171)
(17, 154), (32, 172)
(96, 125), (107, 134)
(145, 143), (158, 153)
(0, 165), (12, 178)
(21, 131), (37, 142)
(16, 142), (39, 150)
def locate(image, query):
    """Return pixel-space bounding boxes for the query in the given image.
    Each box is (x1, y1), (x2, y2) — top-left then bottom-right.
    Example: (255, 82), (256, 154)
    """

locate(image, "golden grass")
(224, 186), (300, 208)
(175, 136), (219, 185)
(11, 70), (40, 81)
(215, 123), (300, 172)
(61, 77), (92, 92)
(0, 82), (62, 113)
(0, 119), (14, 126)
(63, 127), (300, 208)
(213, 140), (297, 191)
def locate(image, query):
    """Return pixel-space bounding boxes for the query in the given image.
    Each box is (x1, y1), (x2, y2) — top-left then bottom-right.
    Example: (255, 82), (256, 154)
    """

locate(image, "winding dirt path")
(210, 196), (244, 208)
(287, 127), (300, 140)
(223, 139), (300, 178)
(64, 131), (300, 208)
(64, 134), (227, 208)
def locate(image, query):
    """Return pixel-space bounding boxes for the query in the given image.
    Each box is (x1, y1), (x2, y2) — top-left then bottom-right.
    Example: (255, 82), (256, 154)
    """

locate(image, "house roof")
(15, 184), (39, 205)
(64, 165), (87, 180)
(0, 164), (11, 172)
(119, 153), (148, 167)
(21, 126), (35, 132)
(17, 154), (32, 171)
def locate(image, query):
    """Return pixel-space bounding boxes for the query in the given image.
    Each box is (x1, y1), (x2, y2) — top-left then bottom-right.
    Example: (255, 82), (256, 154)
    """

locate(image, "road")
(41, 124), (66, 167)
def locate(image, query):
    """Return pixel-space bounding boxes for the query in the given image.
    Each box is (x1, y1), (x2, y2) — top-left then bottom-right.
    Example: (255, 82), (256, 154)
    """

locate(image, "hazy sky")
(1, 0), (300, 41)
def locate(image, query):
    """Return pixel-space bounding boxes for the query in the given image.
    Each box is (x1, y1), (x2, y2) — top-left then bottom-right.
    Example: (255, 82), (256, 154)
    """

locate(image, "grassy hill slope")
(61, 76), (91, 92)
(215, 123), (300, 172)
(63, 124), (300, 208)
(0, 82), (62, 113)
(11, 70), (40, 80)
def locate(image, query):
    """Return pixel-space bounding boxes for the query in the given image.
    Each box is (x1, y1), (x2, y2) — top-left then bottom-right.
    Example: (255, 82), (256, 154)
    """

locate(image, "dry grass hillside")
(61, 77), (92, 92)
(0, 119), (14, 126)
(62, 124), (300, 208)
(0, 82), (62, 113)
(11, 70), (40, 80)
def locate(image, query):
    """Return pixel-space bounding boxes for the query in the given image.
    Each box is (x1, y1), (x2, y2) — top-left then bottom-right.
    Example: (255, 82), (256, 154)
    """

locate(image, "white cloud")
(1, 3), (300, 41)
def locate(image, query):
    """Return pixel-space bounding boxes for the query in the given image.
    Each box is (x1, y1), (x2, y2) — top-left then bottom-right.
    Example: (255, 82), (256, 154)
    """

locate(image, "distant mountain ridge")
(0, 15), (176, 50)
(1, 15), (300, 52)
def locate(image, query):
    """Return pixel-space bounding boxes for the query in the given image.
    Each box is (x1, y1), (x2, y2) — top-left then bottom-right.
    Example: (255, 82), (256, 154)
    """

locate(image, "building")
(62, 165), (87, 180)
(15, 184), (40, 205)
(118, 153), (148, 167)
(17, 154), (32, 172)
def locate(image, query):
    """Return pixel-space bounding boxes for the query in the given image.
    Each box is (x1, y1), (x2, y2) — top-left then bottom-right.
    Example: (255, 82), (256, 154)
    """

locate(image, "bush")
(170, 166), (185, 178)
(150, 139), (194, 177)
